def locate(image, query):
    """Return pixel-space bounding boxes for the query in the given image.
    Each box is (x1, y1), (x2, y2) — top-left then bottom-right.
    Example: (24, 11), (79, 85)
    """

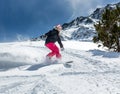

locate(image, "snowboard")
(38, 60), (73, 69)
(20, 60), (73, 71)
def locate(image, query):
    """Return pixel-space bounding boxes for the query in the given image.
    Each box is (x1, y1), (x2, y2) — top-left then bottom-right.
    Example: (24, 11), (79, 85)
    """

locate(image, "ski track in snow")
(0, 75), (64, 94)
(0, 41), (120, 94)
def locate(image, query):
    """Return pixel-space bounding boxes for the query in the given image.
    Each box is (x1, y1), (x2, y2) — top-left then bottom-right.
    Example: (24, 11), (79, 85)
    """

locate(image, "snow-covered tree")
(93, 5), (120, 52)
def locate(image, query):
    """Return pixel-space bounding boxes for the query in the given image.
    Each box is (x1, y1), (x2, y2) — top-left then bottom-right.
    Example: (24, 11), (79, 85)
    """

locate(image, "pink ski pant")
(45, 42), (61, 58)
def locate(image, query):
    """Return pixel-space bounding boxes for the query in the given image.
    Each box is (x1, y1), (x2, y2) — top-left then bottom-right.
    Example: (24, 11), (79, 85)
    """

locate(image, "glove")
(61, 47), (64, 51)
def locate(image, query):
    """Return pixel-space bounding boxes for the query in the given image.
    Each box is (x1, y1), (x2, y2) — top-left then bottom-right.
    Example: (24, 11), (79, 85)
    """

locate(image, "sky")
(0, 0), (119, 42)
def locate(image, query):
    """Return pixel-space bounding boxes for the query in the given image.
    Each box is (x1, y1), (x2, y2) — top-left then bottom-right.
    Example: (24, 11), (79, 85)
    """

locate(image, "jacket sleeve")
(57, 36), (63, 48)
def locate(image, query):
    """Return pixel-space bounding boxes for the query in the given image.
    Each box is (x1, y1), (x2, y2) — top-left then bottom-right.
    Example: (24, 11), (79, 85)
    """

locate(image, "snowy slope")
(0, 40), (120, 94)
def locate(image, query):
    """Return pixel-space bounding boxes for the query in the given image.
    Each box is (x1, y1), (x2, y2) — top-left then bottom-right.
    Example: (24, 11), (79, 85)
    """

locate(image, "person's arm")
(58, 36), (64, 50)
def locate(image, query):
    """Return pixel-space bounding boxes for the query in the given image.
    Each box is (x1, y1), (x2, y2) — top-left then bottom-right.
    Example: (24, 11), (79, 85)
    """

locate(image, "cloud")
(16, 34), (30, 41)
(65, 0), (105, 20)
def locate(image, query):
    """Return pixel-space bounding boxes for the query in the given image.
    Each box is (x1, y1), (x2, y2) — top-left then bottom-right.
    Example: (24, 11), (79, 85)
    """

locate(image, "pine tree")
(93, 5), (120, 52)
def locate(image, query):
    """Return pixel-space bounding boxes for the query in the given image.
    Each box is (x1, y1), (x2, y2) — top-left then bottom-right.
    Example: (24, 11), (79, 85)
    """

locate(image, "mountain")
(61, 16), (97, 41)
(61, 2), (120, 41)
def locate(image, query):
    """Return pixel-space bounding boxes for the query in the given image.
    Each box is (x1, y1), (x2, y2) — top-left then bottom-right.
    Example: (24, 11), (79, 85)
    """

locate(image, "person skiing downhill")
(40, 24), (64, 60)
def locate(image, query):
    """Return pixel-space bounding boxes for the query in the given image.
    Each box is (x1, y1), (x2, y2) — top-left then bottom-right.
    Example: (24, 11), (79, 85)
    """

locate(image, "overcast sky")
(0, 0), (119, 42)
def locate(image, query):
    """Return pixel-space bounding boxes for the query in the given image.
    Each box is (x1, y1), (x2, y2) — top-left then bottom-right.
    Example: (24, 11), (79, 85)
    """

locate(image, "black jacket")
(44, 29), (63, 48)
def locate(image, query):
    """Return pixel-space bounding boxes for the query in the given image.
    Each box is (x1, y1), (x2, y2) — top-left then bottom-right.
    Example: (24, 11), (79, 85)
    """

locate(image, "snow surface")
(0, 40), (120, 94)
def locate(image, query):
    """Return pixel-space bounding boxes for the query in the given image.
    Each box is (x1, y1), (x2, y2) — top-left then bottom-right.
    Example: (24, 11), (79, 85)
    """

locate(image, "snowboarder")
(40, 24), (64, 60)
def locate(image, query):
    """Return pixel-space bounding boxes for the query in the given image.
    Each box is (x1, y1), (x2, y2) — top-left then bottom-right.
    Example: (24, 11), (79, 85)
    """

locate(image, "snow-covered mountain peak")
(61, 16), (97, 41)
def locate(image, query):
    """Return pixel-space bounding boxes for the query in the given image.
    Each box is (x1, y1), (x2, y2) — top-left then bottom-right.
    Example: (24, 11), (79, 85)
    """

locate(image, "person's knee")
(56, 54), (61, 59)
